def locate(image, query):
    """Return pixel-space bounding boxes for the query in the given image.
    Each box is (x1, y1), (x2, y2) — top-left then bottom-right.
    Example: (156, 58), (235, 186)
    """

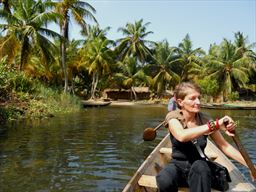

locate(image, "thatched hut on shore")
(103, 87), (150, 100)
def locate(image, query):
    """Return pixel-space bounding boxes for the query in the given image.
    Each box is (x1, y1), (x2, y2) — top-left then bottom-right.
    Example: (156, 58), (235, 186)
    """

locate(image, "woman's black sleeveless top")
(165, 110), (210, 163)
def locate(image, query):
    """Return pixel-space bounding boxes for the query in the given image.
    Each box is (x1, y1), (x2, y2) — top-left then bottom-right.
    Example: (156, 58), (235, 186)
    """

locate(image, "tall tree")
(147, 40), (180, 96)
(79, 28), (114, 99)
(233, 31), (256, 77)
(234, 32), (255, 56)
(206, 38), (252, 99)
(174, 34), (205, 81)
(56, 0), (97, 93)
(0, 0), (61, 70)
(66, 39), (84, 94)
(113, 56), (151, 100)
(117, 19), (154, 64)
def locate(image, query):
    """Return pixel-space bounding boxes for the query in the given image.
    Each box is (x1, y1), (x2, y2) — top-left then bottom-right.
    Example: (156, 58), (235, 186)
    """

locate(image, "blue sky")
(69, 0), (256, 52)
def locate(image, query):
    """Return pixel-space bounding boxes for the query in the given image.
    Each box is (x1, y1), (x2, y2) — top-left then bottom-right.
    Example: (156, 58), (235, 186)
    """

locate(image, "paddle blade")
(143, 128), (156, 141)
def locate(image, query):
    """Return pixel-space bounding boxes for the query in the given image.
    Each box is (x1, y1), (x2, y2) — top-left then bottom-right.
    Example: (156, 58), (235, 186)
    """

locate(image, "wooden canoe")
(123, 134), (256, 192)
(82, 100), (111, 107)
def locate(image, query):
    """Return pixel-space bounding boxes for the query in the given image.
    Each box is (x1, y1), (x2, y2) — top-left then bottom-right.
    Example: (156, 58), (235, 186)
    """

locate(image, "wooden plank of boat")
(201, 104), (256, 110)
(122, 134), (256, 192)
(82, 100), (111, 107)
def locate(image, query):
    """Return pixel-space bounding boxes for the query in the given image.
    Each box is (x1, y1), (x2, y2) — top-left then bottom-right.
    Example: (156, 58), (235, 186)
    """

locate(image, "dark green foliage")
(197, 77), (219, 97)
(0, 57), (34, 100)
(0, 57), (13, 101)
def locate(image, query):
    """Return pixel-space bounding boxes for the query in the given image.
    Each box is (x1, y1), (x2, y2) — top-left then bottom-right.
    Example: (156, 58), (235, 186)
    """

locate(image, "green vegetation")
(0, 56), (80, 122)
(0, 1), (255, 122)
(198, 77), (219, 102)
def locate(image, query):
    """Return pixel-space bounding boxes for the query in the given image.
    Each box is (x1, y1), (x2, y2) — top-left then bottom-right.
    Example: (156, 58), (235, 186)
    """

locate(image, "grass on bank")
(0, 57), (81, 122)
(0, 83), (81, 122)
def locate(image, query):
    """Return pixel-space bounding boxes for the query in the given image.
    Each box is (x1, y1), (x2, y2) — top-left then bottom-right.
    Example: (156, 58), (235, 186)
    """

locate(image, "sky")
(69, 0), (256, 52)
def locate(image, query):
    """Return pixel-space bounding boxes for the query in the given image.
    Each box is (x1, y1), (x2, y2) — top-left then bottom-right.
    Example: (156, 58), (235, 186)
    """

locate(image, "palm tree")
(0, 32), (19, 64)
(51, 38), (85, 92)
(146, 40), (180, 96)
(205, 39), (252, 99)
(56, 0), (97, 93)
(66, 39), (84, 94)
(113, 56), (151, 100)
(234, 32), (255, 56)
(233, 32), (256, 93)
(79, 31), (114, 99)
(174, 34), (205, 81)
(116, 19), (154, 64)
(233, 31), (256, 77)
(0, 0), (61, 71)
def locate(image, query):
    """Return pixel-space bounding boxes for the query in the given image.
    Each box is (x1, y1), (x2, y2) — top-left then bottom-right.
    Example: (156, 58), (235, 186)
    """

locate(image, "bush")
(13, 73), (34, 93)
(0, 57), (13, 101)
(197, 77), (219, 97)
(0, 57), (81, 120)
(227, 91), (239, 101)
(0, 57), (34, 101)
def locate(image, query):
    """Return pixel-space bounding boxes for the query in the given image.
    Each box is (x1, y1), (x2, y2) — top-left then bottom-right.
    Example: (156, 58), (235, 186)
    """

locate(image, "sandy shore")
(111, 101), (135, 106)
(110, 99), (167, 106)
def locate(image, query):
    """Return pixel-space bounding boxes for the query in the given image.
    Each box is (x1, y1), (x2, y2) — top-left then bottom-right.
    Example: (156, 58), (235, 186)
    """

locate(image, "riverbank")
(110, 99), (169, 106)
(0, 92), (81, 123)
(1, 98), (255, 124)
(110, 99), (256, 107)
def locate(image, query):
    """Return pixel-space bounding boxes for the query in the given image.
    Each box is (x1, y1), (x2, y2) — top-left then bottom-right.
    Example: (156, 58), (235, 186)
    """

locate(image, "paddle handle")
(154, 121), (166, 131)
(223, 118), (256, 179)
(233, 133), (256, 179)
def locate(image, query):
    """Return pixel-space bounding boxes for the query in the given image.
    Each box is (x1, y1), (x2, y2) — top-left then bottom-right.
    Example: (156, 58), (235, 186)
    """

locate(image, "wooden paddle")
(143, 120), (166, 141)
(223, 118), (256, 180)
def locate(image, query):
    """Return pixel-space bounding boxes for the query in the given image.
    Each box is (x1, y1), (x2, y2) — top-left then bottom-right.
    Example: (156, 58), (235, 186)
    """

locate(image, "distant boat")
(201, 104), (256, 110)
(123, 134), (256, 192)
(81, 100), (111, 107)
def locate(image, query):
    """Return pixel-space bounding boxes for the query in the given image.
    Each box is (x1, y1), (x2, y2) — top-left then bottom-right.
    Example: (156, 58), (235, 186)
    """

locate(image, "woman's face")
(178, 88), (201, 113)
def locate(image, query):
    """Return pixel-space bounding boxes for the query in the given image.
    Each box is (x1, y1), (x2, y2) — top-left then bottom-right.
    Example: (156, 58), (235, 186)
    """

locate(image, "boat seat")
(159, 147), (172, 154)
(138, 175), (188, 191)
(159, 147), (218, 161)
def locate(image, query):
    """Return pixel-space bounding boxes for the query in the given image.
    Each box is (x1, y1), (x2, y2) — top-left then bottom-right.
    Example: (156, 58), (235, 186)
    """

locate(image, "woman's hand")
(219, 116), (237, 136)
(250, 165), (256, 181)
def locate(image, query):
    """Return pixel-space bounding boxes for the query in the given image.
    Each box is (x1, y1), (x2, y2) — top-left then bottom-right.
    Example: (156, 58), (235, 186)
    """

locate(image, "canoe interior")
(123, 134), (256, 192)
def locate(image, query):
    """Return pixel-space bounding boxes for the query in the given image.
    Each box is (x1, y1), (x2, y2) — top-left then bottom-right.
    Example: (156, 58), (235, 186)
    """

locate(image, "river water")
(0, 105), (255, 192)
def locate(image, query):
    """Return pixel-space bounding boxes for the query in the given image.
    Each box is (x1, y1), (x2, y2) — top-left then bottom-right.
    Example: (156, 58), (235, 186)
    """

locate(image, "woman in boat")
(156, 82), (254, 192)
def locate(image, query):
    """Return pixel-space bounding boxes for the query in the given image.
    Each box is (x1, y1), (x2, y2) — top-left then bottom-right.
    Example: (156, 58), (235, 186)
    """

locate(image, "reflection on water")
(0, 105), (255, 191)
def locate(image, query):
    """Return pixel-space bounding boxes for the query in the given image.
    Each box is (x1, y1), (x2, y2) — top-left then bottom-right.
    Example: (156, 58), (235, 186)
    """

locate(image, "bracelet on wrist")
(207, 120), (216, 132)
(215, 118), (219, 130)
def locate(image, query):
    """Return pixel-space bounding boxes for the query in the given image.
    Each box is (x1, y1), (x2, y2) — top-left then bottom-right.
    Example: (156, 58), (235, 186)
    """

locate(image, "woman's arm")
(168, 118), (210, 142)
(210, 131), (247, 167)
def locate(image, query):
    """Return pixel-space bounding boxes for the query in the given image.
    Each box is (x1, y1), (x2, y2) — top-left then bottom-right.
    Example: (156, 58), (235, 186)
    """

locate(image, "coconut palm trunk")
(0, 0), (11, 13)
(60, 18), (69, 93)
(90, 72), (99, 99)
(19, 36), (29, 71)
(131, 86), (137, 100)
(56, 0), (97, 93)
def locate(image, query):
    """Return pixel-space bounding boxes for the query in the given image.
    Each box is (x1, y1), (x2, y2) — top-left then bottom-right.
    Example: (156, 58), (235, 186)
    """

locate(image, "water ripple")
(1, 106), (255, 191)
